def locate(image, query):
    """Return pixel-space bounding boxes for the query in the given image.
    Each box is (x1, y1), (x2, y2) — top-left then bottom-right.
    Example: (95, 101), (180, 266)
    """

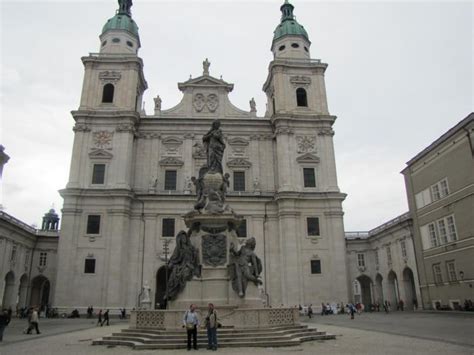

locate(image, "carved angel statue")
(229, 237), (263, 297)
(166, 230), (200, 301)
(154, 95), (162, 111)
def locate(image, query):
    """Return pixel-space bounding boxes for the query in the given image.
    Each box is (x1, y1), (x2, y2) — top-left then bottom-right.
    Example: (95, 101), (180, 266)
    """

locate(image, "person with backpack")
(205, 303), (218, 350)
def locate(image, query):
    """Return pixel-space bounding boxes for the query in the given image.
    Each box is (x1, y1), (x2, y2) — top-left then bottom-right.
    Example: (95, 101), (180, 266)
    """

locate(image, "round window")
(102, 40), (107, 47)
(126, 41), (133, 47)
(112, 38), (120, 43)
(304, 46), (308, 52)
(279, 45), (286, 51)
(291, 43), (299, 48)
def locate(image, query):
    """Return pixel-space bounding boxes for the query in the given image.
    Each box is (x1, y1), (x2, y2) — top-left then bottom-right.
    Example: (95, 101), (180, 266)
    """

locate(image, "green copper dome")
(102, 13), (139, 38)
(273, 1), (309, 43)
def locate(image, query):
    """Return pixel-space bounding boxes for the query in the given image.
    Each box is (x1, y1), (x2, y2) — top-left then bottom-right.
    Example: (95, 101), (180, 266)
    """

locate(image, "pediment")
(227, 158), (252, 169)
(178, 75), (234, 92)
(228, 137), (249, 146)
(296, 153), (320, 164)
(89, 149), (113, 159)
(159, 157), (184, 166)
(162, 136), (183, 145)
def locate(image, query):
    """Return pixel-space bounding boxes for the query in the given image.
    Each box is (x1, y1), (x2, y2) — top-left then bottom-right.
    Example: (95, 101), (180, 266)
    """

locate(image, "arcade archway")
(375, 273), (384, 304)
(155, 266), (168, 309)
(30, 275), (50, 309)
(356, 274), (373, 307)
(387, 270), (399, 308)
(2, 271), (16, 309)
(402, 267), (417, 310)
(18, 274), (29, 308)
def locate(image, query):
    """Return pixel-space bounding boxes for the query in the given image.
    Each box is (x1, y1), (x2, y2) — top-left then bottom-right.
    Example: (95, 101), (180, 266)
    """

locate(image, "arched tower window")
(296, 88), (308, 107)
(102, 83), (115, 103)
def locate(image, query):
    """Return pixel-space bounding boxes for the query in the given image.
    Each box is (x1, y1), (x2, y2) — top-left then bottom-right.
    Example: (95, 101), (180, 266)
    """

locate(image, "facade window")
(433, 263), (443, 284)
(164, 170), (177, 190)
(386, 246), (392, 265)
(439, 179), (449, 196)
(415, 188), (432, 209)
(86, 215), (101, 234)
(446, 216), (457, 241)
(428, 223), (438, 248)
(162, 218), (175, 237)
(237, 219), (247, 238)
(303, 168), (316, 188)
(446, 261), (457, 282)
(39, 252), (47, 267)
(437, 220), (448, 244)
(92, 164), (106, 184)
(400, 240), (407, 258)
(233, 171), (246, 191)
(310, 260), (321, 274)
(10, 245), (17, 262)
(431, 178), (449, 201)
(296, 88), (308, 107)
(307, 217), (320, 236)
(357, 253), (365, 268)
(374, 250), (379, 267)
(84, 259), (96, 274)
(430, 184), (441, 201)
(102, 83), (114, 103)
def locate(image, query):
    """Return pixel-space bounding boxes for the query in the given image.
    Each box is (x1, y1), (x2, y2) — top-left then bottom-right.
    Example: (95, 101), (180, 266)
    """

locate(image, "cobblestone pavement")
(303, 310), (474, 347)
(0, 313), (472, 355)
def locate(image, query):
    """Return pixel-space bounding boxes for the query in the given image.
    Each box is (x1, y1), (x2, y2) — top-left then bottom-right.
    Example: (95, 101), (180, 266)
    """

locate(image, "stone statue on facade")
(154, 95), (162, 115)
(203, 119), (225, 174)
(249, 97), (256, 112)
(229, 237), (263, 297)
(118, 0), (133, 15)
(166, 230), (201, 301)
(203, 58), (210, 76)
(140, 280), (151, 309)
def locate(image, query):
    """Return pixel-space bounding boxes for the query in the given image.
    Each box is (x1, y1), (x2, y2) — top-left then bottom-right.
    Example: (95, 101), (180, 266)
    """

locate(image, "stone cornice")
(59, 188), (135, 199)
(275, 191), (347, 201)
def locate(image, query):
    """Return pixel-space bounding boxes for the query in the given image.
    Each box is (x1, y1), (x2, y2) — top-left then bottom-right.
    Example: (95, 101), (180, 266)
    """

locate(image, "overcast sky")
(1, 0), (472, 230)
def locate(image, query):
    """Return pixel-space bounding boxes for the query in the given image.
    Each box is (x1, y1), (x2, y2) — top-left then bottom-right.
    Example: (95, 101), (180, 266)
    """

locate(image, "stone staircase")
(92, 324), (335, 349)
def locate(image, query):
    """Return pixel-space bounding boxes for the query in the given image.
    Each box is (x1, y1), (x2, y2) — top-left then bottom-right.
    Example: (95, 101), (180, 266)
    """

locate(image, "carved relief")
(296, 136), (316, 154)
(227, 158), (252, 169)
(318, 128), (335, 136)
(93, 131), (113, 149)
(116, 123), (136, 133)
(207, 94), (219, 112)
(162, 136), (183, 156)
(228, 137), (249, 157)
(192, 142), (206, 159)
(159, 157), (184, 167)
(193, 93), (206, 112)
(202, 234), (227, 267)
(290, 76), (311, 88)
(99, 71), (122, 83)
(73, 123), (91, 132)
(137, 132), (161, 139)
(274, 127), (294, 136)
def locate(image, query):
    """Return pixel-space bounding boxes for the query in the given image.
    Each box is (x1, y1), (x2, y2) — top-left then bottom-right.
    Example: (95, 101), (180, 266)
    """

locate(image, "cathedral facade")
(54, 0), (349, 310)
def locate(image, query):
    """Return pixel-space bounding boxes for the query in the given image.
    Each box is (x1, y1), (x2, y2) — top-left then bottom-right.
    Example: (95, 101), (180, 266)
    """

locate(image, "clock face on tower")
(93, 131), (113, 149)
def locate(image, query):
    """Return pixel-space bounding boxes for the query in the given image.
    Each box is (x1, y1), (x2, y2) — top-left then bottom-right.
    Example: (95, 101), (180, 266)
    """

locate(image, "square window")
(446, 261), (456, 282)
(92, 164), (106, 184)
(237, 219), (247, 238)
(162, 218), (175, 237)
(86, 215), (101, 234)
(84, 259), (96, 274)
(357, 253), (365, 267)
(39, 252), (47, 267)
(233, 171), (246, 191)
(433, 263), (443, 284)
(307, 217), (320, 236)
(164, 170), (177, 190)
(311, 260), (321, 274)
(303, 168), (316, 187)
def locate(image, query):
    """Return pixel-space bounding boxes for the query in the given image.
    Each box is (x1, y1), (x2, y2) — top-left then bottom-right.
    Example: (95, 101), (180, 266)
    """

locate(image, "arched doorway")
(30, 276), (50, 310)
(375, 273), (384, 304)
(402, 267), (417, 310)
(387, 270), (399, 309)
(356, 275), (373, 308)
(18, 274), (29, 308)
(2, 271), (16, 309)
(155, 266), (168, 309)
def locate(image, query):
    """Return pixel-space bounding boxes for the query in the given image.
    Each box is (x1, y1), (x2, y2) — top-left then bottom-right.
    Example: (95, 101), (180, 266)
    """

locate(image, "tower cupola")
(100, 0), (140, 54)
(272, 1), (311, 59)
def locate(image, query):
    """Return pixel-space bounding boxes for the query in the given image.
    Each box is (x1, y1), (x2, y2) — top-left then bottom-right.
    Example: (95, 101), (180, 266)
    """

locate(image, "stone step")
(93, 333), (334, 349)
(123, 324), (308, 335)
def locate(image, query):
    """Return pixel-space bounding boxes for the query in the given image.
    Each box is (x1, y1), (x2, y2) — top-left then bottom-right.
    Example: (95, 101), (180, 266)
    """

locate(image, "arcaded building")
(402, 113), (474, 310)
(54, 0), (349, 310)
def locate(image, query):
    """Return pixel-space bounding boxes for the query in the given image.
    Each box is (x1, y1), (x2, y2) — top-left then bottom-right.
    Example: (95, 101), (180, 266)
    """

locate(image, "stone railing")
(130, 307), (300, 330)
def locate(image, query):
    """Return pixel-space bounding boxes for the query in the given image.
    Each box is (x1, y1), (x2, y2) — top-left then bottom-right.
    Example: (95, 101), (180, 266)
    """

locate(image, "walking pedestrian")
(101, 309), (110, 326)
(308, 304), (313, 319)
(0, 309), (11, 342)
(26, 307), (41, 334)
(413, 298), (418, 310)
(97, 309), (103, 326)
(349, 303), (356, 320)
(205, 303), (218, 350)
(320, 302), (326, 316)
(183, 304), (199, 350)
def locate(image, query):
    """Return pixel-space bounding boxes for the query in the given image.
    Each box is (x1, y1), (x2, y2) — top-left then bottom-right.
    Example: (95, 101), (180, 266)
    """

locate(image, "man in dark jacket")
(0, 309), (11, 341)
